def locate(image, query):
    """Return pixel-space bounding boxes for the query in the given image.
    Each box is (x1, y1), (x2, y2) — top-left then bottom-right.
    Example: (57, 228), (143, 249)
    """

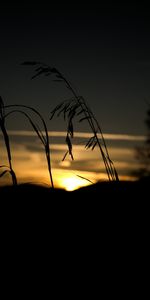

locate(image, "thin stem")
(22, 61), (119, 181)
(56, 71), (118, 181)
(5, 105), (54, 188)
(0, 121), (17, 185)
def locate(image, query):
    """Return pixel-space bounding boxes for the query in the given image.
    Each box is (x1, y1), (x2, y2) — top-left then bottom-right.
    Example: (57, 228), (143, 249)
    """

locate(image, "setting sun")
(60, 176), (89, 191)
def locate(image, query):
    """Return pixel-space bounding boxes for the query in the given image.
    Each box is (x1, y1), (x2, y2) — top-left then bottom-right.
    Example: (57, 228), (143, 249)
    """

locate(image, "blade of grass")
(22, 61), (119, 182)
(5, 105), (54, 188)
(0, 97), (17, 185)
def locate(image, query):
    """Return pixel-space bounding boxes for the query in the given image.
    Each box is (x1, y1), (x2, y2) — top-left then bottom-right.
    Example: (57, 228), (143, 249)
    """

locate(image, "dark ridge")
(73, 179), (150, 195)
(0, 181), (149, 243)
(0, 182), (66, 196)
(0, 179), (149, 199)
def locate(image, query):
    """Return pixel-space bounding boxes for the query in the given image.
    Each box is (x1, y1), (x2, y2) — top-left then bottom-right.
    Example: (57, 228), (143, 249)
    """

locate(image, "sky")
(0, 4), (150, 134)
(0, 130), (145, 190)
(0, 4), (150, 188)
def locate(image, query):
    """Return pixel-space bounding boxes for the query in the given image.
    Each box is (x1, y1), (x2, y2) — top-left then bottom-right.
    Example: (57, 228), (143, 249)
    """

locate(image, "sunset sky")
(0, 4), (150, 189)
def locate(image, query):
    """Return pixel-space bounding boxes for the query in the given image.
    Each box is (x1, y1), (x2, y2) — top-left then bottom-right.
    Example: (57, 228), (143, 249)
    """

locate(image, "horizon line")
(1, 130), (146, 141)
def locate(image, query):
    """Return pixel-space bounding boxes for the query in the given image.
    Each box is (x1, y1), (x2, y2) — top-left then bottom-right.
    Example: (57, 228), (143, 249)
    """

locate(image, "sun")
(53, 170), (93, 191)
(61, 177), (82, 191)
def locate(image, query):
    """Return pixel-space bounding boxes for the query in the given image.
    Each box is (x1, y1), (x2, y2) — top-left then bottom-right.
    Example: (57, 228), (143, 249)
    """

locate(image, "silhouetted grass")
(22, 61), (119, 182)
(4, 104), (54, 188)
(0, 96), (17, 185)
(0, 95), (54, 187)
(1, 62), (119, 188)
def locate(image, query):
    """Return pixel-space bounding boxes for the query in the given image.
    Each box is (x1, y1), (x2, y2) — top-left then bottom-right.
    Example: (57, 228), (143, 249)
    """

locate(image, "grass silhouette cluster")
(0, 62), (119, 188)
(0, 98), (53, 187)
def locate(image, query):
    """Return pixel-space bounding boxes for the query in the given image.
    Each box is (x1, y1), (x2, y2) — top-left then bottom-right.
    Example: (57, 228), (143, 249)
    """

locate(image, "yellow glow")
(0, 130), (142, 189)
(59, 160), (71, 167)
(60, 176), (89, 191)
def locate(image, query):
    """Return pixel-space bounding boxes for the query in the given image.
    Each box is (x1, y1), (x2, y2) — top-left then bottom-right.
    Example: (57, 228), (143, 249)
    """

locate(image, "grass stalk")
(22, 61), (119, 181)
(5, 104), (54, 188)
(0, 96), (17, 185)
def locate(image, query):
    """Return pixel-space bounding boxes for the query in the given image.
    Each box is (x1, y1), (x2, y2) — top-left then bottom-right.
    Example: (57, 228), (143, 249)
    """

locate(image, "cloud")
(0, 130), (143, 187)
(1, 130), (145, 141)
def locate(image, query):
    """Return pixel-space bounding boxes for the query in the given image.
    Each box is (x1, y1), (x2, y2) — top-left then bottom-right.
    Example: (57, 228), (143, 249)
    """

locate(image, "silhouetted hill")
(0, 179), (149, 217)
(1, 180), (148, 268)
(0, 179), (149, 199)
(74, 179), (150, 196)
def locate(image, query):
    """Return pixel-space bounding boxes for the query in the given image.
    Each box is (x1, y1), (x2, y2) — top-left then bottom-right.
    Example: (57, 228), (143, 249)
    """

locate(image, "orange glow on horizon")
(58, 175), (91, 191)
(0, 130), (141, 189)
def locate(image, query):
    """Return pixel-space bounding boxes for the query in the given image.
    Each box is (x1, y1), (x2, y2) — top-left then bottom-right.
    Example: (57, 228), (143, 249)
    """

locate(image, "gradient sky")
(0, 4), (150, 188)
(1, 4), (150, 135)
(0, 130), (145, 190)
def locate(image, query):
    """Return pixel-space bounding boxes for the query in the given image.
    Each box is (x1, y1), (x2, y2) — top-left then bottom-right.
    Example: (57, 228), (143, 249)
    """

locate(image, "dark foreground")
(1, 179), (148, 287)
(0, 179), (149, 199)
(0, 179), (149, 248)
(0, 179), (149, 218)
(1, 179), (149, 224)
